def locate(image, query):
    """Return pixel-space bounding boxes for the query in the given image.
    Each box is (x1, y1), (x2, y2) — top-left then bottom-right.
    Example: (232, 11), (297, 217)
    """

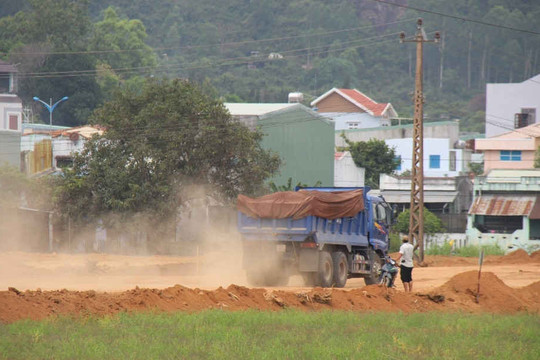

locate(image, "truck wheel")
(317, 251), (334, 288)
(364, 254), (383, 286)
(331, 251), (348, 288)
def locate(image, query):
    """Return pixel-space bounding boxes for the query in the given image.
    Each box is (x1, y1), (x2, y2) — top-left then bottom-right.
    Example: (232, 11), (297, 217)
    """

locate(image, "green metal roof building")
(225, 103), (335, 187)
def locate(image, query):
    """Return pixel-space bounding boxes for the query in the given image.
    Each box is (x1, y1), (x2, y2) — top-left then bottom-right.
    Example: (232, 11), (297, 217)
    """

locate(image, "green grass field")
(1, 311), (539, 359)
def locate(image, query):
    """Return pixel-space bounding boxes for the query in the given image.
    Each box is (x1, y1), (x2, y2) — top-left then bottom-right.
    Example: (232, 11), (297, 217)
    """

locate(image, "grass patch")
(1, 311), (538, 359)
(426, 243), (505, 257)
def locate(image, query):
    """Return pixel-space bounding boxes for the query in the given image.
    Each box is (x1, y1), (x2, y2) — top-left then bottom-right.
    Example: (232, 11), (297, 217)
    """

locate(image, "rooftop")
(224, 103), (297, 116)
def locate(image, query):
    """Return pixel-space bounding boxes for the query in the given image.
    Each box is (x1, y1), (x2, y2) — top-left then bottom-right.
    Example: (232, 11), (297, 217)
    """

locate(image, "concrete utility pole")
(400, 19), (439, 263)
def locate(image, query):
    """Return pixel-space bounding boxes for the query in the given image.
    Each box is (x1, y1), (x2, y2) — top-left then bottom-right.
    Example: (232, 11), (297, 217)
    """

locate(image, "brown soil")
(1, 251), (539, 323)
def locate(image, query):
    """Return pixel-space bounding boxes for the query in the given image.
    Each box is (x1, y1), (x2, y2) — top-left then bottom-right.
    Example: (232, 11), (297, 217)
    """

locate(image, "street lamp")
(33, 96), (69, 127)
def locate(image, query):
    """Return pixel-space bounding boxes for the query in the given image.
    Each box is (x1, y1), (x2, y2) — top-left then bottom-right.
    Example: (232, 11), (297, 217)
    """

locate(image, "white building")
(0, 61), (22, 168)
(334, 151), (365, 187)
(486, 74), (540, 138)
(386, 138), (464, 177)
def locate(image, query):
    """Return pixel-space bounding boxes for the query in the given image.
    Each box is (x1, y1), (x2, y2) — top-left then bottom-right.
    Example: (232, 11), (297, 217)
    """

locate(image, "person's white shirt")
(399, 242), (414, 268)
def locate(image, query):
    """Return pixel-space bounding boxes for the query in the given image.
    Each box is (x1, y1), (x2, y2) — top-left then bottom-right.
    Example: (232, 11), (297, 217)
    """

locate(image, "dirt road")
(1, 250), (539, 292)
(1, 250), (539, 323)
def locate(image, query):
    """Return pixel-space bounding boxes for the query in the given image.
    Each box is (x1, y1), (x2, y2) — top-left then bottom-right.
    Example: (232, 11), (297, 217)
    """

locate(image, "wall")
(316, 92), (362, 113)
(482, 149), (535, 172)
(386, 138), (463, 177)
(336, 120), (460, 147)
(0, 94), (22, 132)
(0, 131), (21, 168)
(321, 112), (388, 130)
(260, 106), (335, 187)
(486, 74), (540, 137)
(334, 152), (365, 187)
(52, 136), (86, 167)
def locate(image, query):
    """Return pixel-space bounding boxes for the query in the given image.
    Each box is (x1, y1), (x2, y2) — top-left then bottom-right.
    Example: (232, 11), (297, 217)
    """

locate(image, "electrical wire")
(365, 0), (540, 36)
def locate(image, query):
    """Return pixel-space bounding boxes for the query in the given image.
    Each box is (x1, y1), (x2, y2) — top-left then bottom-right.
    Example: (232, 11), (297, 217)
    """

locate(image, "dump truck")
(237, 187), (392, 288)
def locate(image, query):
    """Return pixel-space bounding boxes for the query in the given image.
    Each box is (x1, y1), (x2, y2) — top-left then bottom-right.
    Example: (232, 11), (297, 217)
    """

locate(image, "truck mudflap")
(298, 248), (318, 272)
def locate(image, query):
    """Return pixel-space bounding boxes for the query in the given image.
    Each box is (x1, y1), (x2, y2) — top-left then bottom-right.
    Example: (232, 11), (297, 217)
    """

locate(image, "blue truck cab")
(237, 187), (392, 288)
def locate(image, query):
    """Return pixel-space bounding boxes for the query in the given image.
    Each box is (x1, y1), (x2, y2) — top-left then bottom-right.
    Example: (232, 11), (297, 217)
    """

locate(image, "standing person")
(395, 235), (414, 292)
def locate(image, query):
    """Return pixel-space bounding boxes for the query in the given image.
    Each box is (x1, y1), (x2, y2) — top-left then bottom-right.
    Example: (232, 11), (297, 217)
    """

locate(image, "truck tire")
(363, 253), (383, 286)
(317, 250), (334, 288)
(331, 251), (348, 288)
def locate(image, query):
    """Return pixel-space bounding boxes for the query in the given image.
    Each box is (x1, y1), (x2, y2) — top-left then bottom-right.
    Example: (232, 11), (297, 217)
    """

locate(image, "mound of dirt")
(530, 250), (540, 262)
(430, 271), (540, 313)
(1, 272), (539, 324)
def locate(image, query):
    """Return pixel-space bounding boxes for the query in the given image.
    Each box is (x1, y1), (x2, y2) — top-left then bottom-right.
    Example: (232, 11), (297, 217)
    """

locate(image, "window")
(515, 108), (537, 128)
(429, 155), (440, 169)
(522, 108), (536, 125)
(394, 156), (401, 171)
(348, 122), (359, 129)
(9, 115), (18, 130)
(500, 150), (521, 161)
(449, 151), (456, 171)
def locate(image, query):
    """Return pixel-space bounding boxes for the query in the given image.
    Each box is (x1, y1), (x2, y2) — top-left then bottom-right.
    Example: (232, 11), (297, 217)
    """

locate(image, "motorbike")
(378, 256), (398, 288)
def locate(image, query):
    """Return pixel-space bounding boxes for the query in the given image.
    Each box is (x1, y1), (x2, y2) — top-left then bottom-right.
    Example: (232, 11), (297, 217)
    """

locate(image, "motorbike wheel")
(382, 275), (392, 288)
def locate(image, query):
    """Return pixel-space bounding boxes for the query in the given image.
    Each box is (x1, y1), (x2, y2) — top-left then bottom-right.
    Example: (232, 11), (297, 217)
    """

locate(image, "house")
(0, 60), (22, 168)
(51, 125), (103, 168)
(387, 138), (465, 177)
(21, 124), (102, 175)
(475, 122), (540, 173)
(485, 74), (540, 138)
(377, 173), (473, 232)
(338, 120), (472, 178)
(225, 103), (335, 187)
(311, 88), (398, 130)
(334, 151), (365, 187)
(466, 169), (540, 252)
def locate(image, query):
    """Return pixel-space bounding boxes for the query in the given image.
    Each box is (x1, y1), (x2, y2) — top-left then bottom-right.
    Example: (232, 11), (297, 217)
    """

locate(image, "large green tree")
(55, 79), (280, 225)
(342, 136), (398, 188)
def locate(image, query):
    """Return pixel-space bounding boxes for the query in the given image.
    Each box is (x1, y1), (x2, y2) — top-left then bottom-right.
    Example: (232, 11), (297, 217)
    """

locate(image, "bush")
(425, 242), (505, 257)
(393, 208), (445, 235)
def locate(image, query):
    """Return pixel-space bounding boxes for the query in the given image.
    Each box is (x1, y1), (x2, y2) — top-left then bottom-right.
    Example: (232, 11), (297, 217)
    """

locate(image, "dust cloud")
(0, 183), (256, 292)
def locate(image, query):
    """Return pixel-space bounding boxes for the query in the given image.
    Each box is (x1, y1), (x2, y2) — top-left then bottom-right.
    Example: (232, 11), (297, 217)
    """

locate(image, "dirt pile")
(1, 272), (539, 324)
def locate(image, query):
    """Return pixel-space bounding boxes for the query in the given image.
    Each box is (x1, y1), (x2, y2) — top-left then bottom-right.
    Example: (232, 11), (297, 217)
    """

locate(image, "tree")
(393, 208), (445, 235)
(535, 147), (540, 168)
(89, 7), (157, 74)
(342, 135), (397, 188)
(6, 0), (103, 126)
(55, 78), (280, 226)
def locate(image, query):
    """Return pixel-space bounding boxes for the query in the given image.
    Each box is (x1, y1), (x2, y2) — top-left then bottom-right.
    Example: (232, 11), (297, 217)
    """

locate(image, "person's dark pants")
(400, 265), (413, 283)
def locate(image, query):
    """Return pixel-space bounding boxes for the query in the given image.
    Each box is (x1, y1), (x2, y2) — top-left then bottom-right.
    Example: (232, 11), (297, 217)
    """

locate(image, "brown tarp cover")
(237, 189), (364, 220)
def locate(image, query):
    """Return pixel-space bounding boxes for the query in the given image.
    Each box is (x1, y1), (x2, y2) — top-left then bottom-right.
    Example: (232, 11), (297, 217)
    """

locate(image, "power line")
(1, 18), (415, 57)
(366, 0), (540, 36)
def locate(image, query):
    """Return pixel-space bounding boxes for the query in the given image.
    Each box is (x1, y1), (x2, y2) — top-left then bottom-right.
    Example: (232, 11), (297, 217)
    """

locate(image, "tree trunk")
(480, 35), (488, 85)
(467, 30), (472, 89)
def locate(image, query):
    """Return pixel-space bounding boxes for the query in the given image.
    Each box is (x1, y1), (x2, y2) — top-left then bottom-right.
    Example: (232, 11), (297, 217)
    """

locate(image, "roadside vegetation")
(426, 242), (505, 257)
(1, 311), (538, 359)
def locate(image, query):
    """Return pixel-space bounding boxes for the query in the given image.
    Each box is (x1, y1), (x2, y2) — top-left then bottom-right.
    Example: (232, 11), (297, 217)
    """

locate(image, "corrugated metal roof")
(380, 190), (458, 203)
(469, 194), (537, 216)
(224, 103), (297, 116)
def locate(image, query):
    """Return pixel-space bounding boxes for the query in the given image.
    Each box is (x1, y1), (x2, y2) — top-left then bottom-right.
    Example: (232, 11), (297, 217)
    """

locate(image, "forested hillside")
(1, 0), (539, 133)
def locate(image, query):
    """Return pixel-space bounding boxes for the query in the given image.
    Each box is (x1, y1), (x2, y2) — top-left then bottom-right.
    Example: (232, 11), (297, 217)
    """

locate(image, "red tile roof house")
(310, 88), (398, 130)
